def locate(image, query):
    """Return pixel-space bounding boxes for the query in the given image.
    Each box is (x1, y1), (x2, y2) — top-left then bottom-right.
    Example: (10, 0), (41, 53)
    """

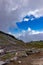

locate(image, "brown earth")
(6, 51), (43, 65)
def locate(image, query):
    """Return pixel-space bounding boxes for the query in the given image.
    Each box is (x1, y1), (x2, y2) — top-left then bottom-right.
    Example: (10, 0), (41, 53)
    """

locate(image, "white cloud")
(27, 28), (43, 35)
(13, 28), (43, 42)
(8, 32), (12, 35)
(20, 9), (43, 22)
(0, 0), (43, 33)
(27, 28), (31, 31)
(8, 32), (15, 36)
(27, 9), (43, 18)
(31, 18), (34, 21)
(11, 6), (18, 11)
(23, 18), (29, 21)
(28, 10), (39, 16)
(9, 27), (43, 38)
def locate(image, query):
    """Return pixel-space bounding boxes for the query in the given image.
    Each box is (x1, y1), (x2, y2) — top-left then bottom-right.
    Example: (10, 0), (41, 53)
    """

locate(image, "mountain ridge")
(0, 31), (25, 50)
(0, 31), (43, 49)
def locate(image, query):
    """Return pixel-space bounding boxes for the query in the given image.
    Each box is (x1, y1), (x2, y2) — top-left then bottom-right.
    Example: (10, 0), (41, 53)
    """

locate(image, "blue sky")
(0, 0), (43, 42)
(0, 0), (43, 32)
(9, 14), (43, 34)
(16, 15), (43, 31)
(8, 14), (43, 42)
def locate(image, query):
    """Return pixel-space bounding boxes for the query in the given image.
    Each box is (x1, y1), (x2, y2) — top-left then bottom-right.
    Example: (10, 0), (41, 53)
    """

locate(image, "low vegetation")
(0, 31), (43, 49)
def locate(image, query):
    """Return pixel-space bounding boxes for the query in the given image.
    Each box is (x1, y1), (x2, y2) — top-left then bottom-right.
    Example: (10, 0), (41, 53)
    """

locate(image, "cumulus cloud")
(28, 9), (43, 18)
(23, 18), (29, 22)
(21, 9), (43, 20)
(17, 28), (43, 36)
(13, 28), (43, 42)
(0, 0), (43, 33)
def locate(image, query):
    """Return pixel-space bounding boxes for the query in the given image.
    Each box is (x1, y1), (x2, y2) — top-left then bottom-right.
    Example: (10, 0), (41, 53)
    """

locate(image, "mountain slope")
(0, 31), (43, 49)
(0, 31), (25, 50)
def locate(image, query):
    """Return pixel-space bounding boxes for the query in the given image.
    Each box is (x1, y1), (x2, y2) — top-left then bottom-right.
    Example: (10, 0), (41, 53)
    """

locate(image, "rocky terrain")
(0, 31), (43, 65)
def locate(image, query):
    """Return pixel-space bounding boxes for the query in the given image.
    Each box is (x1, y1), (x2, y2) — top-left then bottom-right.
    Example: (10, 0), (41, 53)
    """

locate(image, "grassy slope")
(0, 31), (43, 61)
(26, 41), (43, 48)
(0, 31), (25, 49)
(0, 31), (43, 49)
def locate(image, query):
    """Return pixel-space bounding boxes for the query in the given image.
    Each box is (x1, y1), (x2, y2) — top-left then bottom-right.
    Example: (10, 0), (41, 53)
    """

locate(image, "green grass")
(26, 41), (43, 48)
(0, 31), (43, 49)
(1, 53), (15, 60)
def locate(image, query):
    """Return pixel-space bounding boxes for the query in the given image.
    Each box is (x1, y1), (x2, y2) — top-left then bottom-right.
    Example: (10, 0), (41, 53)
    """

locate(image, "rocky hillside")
(0, 31), (43, 49)
(0, 31), (25, 50)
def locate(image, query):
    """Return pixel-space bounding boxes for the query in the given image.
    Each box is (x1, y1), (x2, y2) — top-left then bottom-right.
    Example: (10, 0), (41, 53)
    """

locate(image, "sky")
(0, 0), (43, 42)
